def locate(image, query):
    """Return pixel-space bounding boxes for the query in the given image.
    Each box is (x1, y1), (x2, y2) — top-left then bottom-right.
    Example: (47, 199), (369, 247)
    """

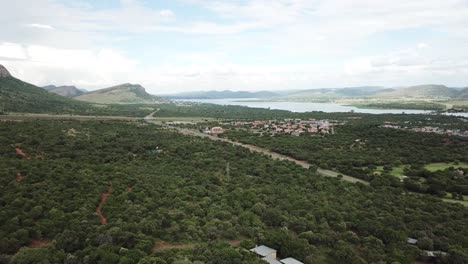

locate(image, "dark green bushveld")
(221, 116), (468, 198)
(1, 120), (468, 263)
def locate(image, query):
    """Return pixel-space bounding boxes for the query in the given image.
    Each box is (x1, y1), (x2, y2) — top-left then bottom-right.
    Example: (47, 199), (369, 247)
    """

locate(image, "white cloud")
(1, 0), (468, 91)
(0, 43), (29, 60)
(27, 23), (54, 30)
(159, 9), (175, 17)
(0, 42), (137, 88)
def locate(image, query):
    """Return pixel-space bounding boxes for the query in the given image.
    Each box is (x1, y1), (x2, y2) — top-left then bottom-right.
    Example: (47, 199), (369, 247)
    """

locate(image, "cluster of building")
(250, 245), (303, 264)
(381, 122), (468, 137)
(224, 118), (343, 136)
(407, 238), (448, 261)
(201, 126), (224, 135)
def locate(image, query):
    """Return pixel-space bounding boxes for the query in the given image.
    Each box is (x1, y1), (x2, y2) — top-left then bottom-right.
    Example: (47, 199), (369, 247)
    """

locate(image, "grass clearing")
(445, 193), (468, 200)
(374, 162), (468, 178)
(375, 166), (408, 179)
(442, 198), (468, 207)
(424, 162), (468, 171)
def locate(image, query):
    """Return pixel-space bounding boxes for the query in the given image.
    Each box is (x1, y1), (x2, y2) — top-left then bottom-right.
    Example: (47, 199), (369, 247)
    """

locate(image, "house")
(211, 127), (224, 135)
(262, 256), (283, 264)
(250, 245), (305, 264)
(250, 245), (277, 259)
(407, 238), (418, 245)
(280, 257), (304, 264)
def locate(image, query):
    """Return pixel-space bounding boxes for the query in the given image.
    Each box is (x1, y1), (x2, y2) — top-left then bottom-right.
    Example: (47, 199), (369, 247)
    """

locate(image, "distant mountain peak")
(0, 65), (11, 78)
(164, 90), (280, 99)
(74, 83), (163, 104)
(42, 85), (84, 97)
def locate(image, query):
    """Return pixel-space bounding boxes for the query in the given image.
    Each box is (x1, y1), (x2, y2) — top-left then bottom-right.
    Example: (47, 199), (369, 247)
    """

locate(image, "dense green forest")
(1, 120), (468, 263)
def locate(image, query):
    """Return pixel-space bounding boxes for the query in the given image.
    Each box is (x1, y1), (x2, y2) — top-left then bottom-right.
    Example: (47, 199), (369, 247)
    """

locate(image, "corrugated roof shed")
(280, 257), (304, 264)
(262, 256), (283, 264)
(250, 245), (276, 257)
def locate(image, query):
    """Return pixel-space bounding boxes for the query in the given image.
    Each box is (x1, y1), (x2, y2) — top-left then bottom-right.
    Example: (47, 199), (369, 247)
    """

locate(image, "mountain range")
(1, 64), (467, 115)
(43, 85), (85, 97)
(0, 65), (163, 114)
(164, 90), (280, 99)
(371, 85), (467, 98)
(166, 85), (468, 100)
(285, 86), (385, 99)
(74, 83), (163, 104)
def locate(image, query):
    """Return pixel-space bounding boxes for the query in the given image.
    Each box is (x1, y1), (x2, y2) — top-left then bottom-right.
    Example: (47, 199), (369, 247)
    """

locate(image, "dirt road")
(174, 128), (368, 185)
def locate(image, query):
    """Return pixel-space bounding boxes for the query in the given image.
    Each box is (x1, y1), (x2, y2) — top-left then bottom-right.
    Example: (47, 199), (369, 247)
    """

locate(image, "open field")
(446, 193), (468, 200)
(375, 166), (408, 179)
(442, 198), (468, 207)
(375, 162), (468, 178)
(425, 162), (468, 171)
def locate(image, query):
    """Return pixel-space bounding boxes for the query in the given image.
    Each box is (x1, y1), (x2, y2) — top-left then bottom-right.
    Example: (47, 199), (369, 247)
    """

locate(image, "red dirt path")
(30, 239), (50, 247)
(96, 185), (112, 225)
(15, 147), (29, 159)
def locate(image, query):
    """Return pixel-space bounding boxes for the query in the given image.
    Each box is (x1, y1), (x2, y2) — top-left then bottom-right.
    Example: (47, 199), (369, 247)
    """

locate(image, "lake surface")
(176, 98), (439, 115)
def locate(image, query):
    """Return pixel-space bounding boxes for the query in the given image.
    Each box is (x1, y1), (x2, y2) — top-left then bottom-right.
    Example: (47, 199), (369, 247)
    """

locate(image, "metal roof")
(262, 256), (283, 264)
(280, 257), (304, 264)
(250, 245), (276, 257)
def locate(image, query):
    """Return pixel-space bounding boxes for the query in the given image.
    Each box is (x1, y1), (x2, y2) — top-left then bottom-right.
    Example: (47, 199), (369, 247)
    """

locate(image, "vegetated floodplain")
(1, 119), (468, 263)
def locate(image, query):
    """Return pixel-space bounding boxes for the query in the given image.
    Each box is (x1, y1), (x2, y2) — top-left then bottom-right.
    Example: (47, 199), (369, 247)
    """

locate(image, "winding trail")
(96, 185), (112, 225)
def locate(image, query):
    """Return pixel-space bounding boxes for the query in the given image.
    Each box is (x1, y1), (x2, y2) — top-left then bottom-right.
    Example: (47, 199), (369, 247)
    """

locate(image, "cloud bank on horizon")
(1, 0), (468, 94)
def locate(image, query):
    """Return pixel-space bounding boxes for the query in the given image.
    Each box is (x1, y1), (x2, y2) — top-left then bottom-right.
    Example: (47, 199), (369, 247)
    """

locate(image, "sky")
(1, 0), (468, 94)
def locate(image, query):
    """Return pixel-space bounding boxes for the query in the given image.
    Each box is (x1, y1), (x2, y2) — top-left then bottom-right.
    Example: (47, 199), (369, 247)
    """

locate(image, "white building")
(280, 257), (304, 264)
(250, 245), (277, 259)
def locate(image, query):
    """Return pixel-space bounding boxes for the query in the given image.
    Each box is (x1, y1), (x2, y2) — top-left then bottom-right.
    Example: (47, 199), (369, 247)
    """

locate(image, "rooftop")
(262, 256), (282, 264)
(250, 245), (276, 257)
(280, 258), (304, 264)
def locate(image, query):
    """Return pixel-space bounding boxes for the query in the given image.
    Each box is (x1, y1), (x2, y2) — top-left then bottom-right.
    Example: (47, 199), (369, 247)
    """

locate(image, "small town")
(201, 118), (345, 136)
(381, 122), (468, 137)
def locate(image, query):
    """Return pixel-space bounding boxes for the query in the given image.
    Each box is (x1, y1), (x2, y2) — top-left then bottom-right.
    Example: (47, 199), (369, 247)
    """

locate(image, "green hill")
(75, 83), (163, 104)
(374, 84), (459, 98)
(0, 65), (156, 116)
(457, 88), (468, 99)
(0, 72), (92, 114)
(286, 86), (384, 99)
(43, 85), (84, 97)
